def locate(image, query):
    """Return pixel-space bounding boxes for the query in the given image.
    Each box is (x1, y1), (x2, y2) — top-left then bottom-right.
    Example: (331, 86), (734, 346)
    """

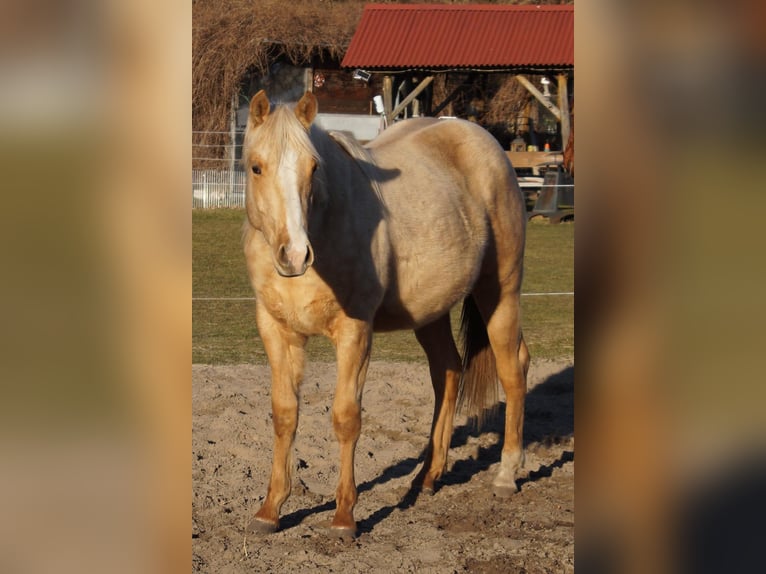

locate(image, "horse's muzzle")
(275, 242), (315, 277)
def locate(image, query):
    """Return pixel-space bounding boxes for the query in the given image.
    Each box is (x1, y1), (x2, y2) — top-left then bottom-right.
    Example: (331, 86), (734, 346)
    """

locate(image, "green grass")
(193, 210), (573, 363)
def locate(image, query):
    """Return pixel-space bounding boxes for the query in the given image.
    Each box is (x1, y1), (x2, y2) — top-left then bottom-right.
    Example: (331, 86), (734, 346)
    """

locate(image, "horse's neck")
(307, 130), (383, 238)
(324, 130), (383, 207)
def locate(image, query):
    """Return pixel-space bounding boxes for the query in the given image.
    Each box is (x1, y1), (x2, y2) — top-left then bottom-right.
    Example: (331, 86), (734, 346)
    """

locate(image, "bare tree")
(193, 0), (573, 165)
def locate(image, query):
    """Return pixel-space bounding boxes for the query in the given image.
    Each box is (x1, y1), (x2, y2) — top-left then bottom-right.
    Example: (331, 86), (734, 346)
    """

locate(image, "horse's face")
(244, 91), (319, 277)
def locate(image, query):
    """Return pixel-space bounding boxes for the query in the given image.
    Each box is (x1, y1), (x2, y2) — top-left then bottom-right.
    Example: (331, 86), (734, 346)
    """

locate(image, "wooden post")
(229, 91), (237, 173)
(387, 76), (434, 123)
(304, 67), (313, 93)
(382, 76), (393, 120)
(515, 75), (560, 120)
(557, 74), (570, 153)
(229, 91), (238, 198)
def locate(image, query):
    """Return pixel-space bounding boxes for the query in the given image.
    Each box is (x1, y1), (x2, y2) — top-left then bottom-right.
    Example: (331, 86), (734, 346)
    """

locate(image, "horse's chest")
(256, 277), (338, 335)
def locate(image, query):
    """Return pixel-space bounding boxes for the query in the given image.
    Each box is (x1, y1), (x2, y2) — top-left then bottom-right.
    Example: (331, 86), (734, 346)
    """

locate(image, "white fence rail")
(192, 169), (246, 209)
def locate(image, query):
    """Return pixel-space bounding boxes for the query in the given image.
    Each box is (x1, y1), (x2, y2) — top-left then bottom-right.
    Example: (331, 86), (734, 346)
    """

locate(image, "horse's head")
(243, 90), (320, 277)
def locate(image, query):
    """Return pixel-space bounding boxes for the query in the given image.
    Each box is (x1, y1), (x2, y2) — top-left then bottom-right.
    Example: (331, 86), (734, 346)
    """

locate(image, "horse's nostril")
(305, 244), (315, 267)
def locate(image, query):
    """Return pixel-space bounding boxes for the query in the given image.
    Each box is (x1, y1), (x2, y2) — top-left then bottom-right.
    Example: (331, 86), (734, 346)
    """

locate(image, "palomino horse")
(242, 90), (529, 538)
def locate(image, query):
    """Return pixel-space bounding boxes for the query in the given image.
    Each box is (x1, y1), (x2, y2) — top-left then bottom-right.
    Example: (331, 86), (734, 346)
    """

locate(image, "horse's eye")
(252, 165), (261, 176)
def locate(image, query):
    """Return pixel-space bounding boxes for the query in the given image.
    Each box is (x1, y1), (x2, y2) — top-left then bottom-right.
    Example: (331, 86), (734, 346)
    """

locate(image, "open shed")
(341, 3), (573, 153)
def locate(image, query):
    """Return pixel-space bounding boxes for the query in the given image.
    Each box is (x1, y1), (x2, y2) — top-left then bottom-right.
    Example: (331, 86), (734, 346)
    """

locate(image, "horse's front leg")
(249, 305), (307, 534)
(330, 317), (373, 538)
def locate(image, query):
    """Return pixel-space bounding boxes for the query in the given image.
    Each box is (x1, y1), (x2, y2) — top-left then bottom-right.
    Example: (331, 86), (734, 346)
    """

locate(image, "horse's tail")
(457, 295), (498, 425)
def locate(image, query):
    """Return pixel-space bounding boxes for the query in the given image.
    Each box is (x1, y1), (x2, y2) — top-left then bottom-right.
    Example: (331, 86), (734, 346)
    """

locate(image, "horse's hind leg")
(413, 314), (462, 493)
(474, 285), (528, 496)
(519, 331), (530, 380)
(249, 305), (307, 534)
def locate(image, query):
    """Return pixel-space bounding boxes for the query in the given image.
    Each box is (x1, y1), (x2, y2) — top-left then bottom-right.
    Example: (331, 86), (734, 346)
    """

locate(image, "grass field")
(193, 210), (573, 363)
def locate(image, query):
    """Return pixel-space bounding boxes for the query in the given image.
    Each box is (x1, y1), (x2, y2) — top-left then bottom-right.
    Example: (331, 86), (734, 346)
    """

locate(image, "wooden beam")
(386, 76), (434, 123)
(515, 75), (560, 120)
(382, 76), (393, 120)
(557, 74), (571, 153)
(432, 74), (474, 116)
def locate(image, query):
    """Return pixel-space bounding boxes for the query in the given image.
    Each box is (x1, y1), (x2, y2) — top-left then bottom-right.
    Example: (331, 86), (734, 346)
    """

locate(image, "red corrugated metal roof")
(342, 4), (573, 70)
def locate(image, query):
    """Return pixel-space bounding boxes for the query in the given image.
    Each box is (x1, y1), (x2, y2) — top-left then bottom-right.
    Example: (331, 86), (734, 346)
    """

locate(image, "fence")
(192, 169), (246, 209)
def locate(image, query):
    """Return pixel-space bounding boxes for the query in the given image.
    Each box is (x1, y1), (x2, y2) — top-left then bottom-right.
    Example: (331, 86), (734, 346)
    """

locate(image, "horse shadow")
(278, 363), (574, 534)
(444, 363), (574, 488)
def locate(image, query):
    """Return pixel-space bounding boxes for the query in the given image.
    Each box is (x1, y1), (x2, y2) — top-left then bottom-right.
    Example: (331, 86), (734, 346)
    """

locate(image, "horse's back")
(369, 118), (520, 206)
(365, 117), (441, 149)
(388, 118), (527, 263)
(368, 117), (502, 159)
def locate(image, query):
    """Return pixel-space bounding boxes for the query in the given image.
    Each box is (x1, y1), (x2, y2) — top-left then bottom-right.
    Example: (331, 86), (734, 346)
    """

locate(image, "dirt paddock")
(193, 359), (574, 573)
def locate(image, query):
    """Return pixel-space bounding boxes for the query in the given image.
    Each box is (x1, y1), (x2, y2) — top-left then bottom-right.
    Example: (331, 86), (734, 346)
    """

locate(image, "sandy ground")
(192, 359), (574, 573)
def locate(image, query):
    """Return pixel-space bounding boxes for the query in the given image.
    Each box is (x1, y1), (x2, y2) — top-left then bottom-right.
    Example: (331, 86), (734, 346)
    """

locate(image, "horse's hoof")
(410, 476), (436, 496)
(492, 483), (519, 498)
(329, 525), (357, 542)
(247, 517), (278, 535)
(419, 484), (435, 496)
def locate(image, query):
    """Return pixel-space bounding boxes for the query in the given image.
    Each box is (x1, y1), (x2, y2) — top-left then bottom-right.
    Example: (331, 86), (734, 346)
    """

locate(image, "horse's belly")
(375, 176), (488, 330)
(376, 247), (481, 330)
(374, 288), (462, 331)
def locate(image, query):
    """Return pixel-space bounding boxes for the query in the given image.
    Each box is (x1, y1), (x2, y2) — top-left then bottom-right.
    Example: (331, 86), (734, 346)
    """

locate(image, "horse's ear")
(249, 90), (270, 126)
(295, 92), (318, 129)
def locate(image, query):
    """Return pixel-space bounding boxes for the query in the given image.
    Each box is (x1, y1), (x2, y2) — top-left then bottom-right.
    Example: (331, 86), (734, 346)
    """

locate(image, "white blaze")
(279, 148), (310, 269)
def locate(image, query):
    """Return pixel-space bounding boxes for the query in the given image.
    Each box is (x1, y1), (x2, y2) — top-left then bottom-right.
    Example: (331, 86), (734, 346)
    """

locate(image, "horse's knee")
(332, 403), (361, 441)
(271, 397), (298, 437)
(272, 412), (297, 437)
